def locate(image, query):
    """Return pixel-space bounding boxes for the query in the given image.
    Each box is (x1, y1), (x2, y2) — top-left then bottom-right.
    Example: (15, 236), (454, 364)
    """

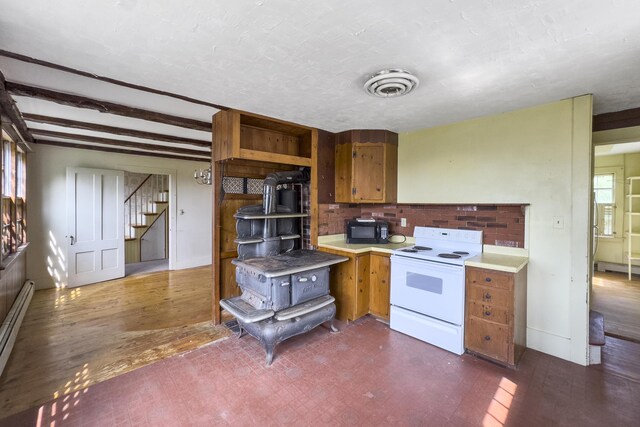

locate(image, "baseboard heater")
(0, 280), (35, 377)
(596, 261), (640, 275)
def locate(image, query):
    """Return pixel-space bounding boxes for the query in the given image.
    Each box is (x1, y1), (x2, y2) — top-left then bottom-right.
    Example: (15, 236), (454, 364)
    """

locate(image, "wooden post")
(212, 160), (223, 325)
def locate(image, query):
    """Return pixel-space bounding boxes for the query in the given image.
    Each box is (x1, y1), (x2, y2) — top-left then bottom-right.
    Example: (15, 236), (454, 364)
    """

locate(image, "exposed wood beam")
(5, 82), (212, 132)
(23, 113), (211, 147)
(0, 49), (228, 111)
(0, 72), (34, 148)
(36, 138), (209, 162)
(593, 107), (640, 132)
(30, 129), (210, 157)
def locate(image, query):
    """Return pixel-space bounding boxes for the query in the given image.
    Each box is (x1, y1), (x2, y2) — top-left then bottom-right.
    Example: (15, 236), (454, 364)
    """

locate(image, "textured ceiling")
(1, 0), (640, 133)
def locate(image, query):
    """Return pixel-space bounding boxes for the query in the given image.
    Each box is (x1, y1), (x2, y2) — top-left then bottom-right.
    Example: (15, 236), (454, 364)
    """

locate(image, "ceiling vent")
(363, 69), (419, 98)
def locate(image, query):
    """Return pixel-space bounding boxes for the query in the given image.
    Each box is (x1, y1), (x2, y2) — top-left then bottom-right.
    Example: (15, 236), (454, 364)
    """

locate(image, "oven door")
(390, 255), (465, 325)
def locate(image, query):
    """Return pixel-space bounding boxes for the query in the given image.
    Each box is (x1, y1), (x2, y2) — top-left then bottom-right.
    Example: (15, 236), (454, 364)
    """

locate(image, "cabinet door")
(352, 143), (386, 202)
(369, 254), (391, 319)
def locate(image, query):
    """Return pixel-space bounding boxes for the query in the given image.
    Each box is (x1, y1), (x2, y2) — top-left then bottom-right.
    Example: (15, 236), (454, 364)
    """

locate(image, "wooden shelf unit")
(211, 110), (319, 325)
(627, 177), (640, 279)
(213, 109), (314, 166)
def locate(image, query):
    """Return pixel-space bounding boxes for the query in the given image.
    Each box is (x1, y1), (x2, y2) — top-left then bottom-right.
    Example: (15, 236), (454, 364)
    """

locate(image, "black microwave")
(346, 220), (389, 244)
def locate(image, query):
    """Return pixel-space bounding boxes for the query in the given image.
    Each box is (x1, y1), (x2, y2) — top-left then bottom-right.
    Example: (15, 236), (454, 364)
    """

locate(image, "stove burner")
(401, 248), (418, 253)
(453, 251), (469, 255)
(414, 246), (433, 251)
(438, 253), (462, 259)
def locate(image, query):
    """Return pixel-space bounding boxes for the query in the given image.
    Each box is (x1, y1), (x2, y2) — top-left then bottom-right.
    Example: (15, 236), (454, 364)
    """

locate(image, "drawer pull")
(484, 335), (491, 341)
(484, 310), (491, 316)
(484, 293), (492, 300)
(485, 277), (492, 282)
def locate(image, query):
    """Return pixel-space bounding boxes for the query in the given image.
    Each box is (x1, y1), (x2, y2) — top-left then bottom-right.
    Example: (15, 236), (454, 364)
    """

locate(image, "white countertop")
(465, 246), (529, 273)
(317, 234), (415, 254)
(318, 235), (529, 272)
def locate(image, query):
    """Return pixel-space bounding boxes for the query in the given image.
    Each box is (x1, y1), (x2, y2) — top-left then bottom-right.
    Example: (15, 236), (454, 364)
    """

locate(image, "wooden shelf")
(213, 109), (315, 166)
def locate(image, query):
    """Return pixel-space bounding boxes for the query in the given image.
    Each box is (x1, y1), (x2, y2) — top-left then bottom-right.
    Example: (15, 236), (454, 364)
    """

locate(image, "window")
(594, 173), (615, 237)
(1, 136), (27, 260)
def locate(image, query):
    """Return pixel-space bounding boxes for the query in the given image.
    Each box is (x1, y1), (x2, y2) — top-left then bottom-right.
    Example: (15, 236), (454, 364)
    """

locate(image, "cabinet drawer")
(467, 284), (512, 308)
(465, 317), (510, 363)
(467, 268), (513, 291)
(467, 301), (511, 325)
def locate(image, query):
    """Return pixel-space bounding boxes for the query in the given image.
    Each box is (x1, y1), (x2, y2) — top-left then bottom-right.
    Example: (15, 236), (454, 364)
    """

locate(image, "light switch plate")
(401, 218), (407, 227)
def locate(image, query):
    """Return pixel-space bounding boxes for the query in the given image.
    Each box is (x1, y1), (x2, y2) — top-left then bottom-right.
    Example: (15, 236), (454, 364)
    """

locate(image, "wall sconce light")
(194, 166), (212, 185)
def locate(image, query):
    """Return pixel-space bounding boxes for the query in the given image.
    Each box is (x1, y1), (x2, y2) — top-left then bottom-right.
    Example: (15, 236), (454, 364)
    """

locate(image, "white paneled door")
(66, 167), (124, 287)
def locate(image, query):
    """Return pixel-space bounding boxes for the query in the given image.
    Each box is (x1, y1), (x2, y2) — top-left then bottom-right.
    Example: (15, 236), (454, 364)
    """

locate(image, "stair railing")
(125, 174), (169, 236)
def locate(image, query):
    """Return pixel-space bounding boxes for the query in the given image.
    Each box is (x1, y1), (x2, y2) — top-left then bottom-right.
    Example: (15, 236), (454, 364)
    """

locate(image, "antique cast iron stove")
(220, 169), (347, 365)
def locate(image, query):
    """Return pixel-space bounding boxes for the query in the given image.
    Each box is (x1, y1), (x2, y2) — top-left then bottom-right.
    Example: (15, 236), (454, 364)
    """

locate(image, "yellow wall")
(398, 96), (593, 365)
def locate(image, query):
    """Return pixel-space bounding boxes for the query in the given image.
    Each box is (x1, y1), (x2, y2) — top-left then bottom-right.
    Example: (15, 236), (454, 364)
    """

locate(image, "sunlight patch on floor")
(483, 377), (517, 426)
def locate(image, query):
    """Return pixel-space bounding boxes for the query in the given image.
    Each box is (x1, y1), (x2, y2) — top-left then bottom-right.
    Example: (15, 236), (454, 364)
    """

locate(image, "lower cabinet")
(464, 266), (527, 367)
(369, 253), (391, 319)
(318, 248), (391, 322)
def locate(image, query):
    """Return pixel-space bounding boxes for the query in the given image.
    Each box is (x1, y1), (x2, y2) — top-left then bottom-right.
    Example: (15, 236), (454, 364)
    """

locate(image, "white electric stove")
(390, 226), (483, 355)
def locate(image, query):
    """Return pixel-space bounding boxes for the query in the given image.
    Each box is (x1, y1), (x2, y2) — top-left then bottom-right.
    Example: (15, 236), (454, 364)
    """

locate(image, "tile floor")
(1, 316), (639, 426)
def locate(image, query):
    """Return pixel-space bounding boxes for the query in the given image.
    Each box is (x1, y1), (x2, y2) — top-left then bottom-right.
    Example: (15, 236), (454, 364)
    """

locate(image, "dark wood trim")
(0, 49), (228, 111)
(23, 114), (210, 147)
(6, 82), (212, 132)
(593, 107), (640, 132)
(35, 139), (209, 162)
(0, 72), (34, 148)
(30, 129), (210, 157)
(212, 161), (223, 325)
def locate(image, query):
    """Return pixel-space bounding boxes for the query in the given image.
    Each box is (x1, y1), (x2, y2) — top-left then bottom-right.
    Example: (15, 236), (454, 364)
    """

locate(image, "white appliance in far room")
(390, 226), (483, 355)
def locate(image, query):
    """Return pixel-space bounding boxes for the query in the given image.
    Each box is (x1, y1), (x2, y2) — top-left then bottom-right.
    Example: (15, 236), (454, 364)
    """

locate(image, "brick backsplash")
(319, 203), (526, 247)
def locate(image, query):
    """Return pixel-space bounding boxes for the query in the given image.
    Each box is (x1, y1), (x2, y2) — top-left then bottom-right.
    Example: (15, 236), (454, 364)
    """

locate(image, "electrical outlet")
(553, 216), (564, 229)
(401, 218), (407, 227)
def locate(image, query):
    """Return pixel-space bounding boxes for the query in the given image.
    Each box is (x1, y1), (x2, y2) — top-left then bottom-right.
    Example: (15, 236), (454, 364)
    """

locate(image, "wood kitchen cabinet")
(369, 253), (391, 320)
(464, 266), (527, 367)
(318, 247), (391, 322)
(319, 247), (370, 322)
(335, 130), (397, 203)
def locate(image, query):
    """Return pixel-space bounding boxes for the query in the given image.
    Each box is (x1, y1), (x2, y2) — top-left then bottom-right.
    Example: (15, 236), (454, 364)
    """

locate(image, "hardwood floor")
(0, 266), (229, 417)
(592, 271), (640, 343)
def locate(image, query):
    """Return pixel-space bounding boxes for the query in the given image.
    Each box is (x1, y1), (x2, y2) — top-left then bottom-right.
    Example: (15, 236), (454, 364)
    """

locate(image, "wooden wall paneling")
(310, 128), (319, 247)
(224, 159), (294, 179)
(220, 257), (240, 300)
(240, 126), (301, 157)
(211, 160), (223, 325)
(316, 129), (336, 204)
(213, 110), (240, 162)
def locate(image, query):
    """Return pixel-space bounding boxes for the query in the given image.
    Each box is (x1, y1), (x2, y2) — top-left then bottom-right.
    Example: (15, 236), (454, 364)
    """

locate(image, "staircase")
(124, 174), (169, 264)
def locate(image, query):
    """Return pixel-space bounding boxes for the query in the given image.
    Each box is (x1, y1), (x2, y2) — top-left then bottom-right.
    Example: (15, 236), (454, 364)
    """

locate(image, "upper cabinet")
(335, 130), (397, 203)
(213, 109), (316, 167)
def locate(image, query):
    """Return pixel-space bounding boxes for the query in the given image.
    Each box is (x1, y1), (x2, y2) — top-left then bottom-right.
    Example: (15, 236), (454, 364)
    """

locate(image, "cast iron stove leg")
(265, 342), (276, 366)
